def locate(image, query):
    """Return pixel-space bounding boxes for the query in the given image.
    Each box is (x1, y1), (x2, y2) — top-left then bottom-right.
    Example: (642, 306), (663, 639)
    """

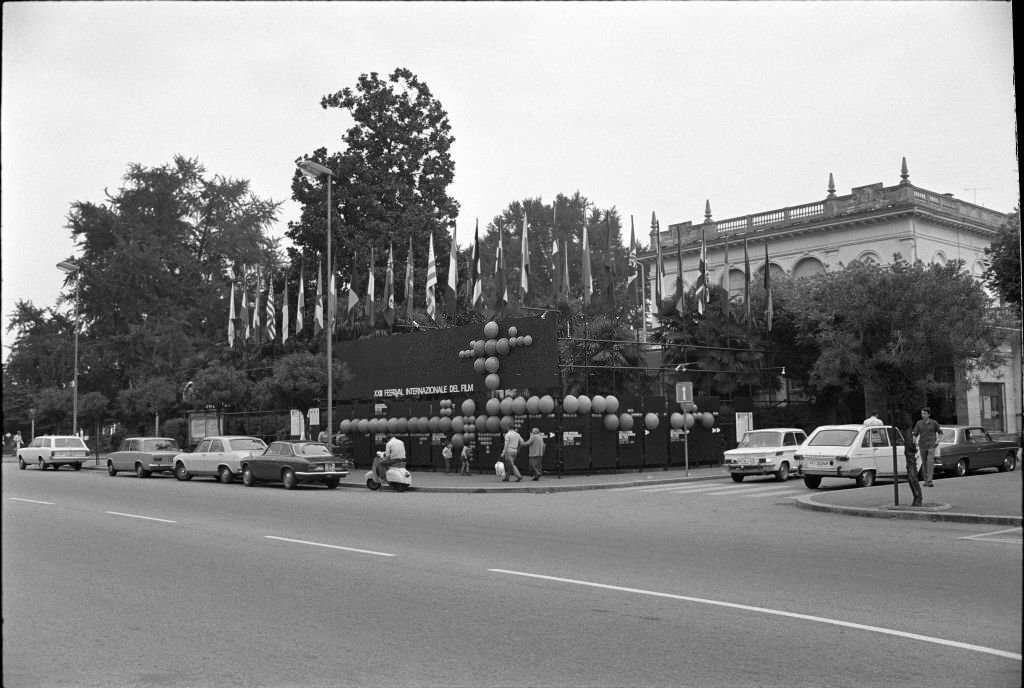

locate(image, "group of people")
(441, 426), (547, 481)
(863, 407), (944, 506)
(441, 440), (475, 476)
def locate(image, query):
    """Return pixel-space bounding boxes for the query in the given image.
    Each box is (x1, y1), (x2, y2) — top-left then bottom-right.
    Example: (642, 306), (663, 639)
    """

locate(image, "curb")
(336, 473), (723, 494)
(793, 494), (1023, 526)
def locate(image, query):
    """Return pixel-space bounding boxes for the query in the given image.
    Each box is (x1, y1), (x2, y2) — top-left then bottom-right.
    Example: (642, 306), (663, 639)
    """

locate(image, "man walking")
(501, 427), (524, 482)
(523, 427), (546, 481)
(912, 407), (942, 487)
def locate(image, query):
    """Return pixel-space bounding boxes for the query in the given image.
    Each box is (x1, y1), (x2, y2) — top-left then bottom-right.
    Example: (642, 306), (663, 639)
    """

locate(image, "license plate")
(808, 459), (831, 467)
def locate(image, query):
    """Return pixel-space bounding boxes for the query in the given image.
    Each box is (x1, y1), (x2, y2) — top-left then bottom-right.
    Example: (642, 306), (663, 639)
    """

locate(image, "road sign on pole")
(675, 381), (693, 404)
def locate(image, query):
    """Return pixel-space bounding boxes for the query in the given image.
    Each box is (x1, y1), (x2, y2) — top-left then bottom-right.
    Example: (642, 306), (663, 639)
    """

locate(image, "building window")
(979, 382), (1005, 433)
(793, 257), (826, 280)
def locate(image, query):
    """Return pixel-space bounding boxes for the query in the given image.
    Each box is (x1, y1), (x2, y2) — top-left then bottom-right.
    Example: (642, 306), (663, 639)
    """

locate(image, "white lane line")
(960, 527), (1023, 543)
(9, 497), (56, 505)
(743, 489), (804, 499)
(106, 511), (177, 524)
(489, 568), (1022, 662)
(264, 535), (395, 557)
(710, 485), (794, 496)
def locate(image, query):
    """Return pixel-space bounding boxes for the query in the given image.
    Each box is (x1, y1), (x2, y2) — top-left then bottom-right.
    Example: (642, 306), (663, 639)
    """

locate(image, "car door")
(115, 439), (137, 471)
(860, 427), (889, 474)
(187, 439), (214, 474)
(252, 443), (285, 480)
(970, 427), (998, 468)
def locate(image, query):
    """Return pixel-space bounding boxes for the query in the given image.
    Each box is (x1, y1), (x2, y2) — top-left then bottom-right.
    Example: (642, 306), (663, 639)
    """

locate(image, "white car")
(796, 424), (907, 488)
(724, 428), (808, 482)
(107, 437), (181, 478)
(17, 435), (90, 471)
(173, 436), (267, 483)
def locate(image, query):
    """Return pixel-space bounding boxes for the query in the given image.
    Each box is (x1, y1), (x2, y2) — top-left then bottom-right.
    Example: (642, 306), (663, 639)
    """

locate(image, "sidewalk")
(7, 454), (1020, 525)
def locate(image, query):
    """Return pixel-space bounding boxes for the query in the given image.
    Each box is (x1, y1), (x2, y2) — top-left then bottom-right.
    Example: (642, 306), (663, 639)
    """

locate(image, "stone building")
(638, 159), (1021, 435)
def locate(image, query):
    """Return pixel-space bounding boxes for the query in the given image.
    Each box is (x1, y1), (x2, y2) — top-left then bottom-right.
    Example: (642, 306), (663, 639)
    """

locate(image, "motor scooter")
(365, 451), (412, 491)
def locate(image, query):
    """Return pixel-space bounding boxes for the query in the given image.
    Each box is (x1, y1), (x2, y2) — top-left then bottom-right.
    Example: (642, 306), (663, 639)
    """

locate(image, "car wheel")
(730, 473), (745, 483)
(954, 459), (968, 478)
(998, 453), (1016, 472)
(282, 468), (298, 490)
(175, 462), (192, 481)
(775, 463), (790, 481)
(72, 463), (82, 470)
(38, 459), (47, 471)
(366, 478), (381, 491)
(324, 478), (340, 490)
(218, 466), (234, 484)
(857, 470), (876, 488)
(18, 458), (26, 470)
(803, 475), (822, 489)
(135, 463), (150, 479)
(242, 466), (255, 486)
(107, 462), (117, 476)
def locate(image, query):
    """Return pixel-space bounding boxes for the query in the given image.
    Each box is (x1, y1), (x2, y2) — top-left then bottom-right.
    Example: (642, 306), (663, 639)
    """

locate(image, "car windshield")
(808, 429), (858, 447)
(143, 439), (179, 452)
(229, 438), (267, 451)
(737, 431), (783, 449)
(54, 437), (87, 449)
(938, 428), (957, 443)
(299, 444), (333, 457)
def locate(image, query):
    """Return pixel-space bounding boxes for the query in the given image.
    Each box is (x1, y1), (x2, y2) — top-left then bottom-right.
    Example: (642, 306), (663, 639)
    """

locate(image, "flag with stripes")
(426, 233), (437, 320)
(695, 229), (708, 316)
(405, 237), (415, 321)
(266, 279), (276, 341)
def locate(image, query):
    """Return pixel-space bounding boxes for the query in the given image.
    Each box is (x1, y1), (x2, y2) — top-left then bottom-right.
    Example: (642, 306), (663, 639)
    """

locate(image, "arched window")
(857, 251), (881, 265)
(792, 257), (826, 280)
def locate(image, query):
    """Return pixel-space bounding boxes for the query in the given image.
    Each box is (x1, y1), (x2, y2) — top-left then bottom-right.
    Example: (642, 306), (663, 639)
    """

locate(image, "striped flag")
(520, 214), (530, 303)
(471, 220), (483, 308)
(405, 237), (415, 321)
(281, 280), (289, 344)
(695, 229), (708, 316)
(266, 278), (276, 341)
(314, 262), (324, 334)
(426, 233), (437, 320)
(227, 281), (236, 347)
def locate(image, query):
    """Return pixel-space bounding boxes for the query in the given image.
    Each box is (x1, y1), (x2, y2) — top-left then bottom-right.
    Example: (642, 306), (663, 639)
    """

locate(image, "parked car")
(173, 436), (267, 483)
(17, 435), (90, 471)
(107, 437), (180, 478)
(723, 427), (808, 482)
(242, 440), (352, 490)
(932, 426), (1019, 476)
(796, 424), (907, 488)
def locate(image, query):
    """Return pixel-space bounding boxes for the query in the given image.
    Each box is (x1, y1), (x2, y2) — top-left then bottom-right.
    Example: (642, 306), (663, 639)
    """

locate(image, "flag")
(743, 239), (751, 325)
(674, 226), (684, 315)
(602, 213), (615, 307)
(366, 248), (375, 320)
(471, 220), (483, 308)
(314, 261), (324, 334)
(252, 270), (261, 341)
(444, 230), (458, 318)
(227, 281), (236, 347)
(560, 234), (570, 303)
(764, 241), (773, 332)
(384, 244), (395, 326)
(520, 215), (530, 303)
(652, 212), (663, 305)
(328, 266), (337, 332)
(426, 233), (437, 320)
(581, 210), (593, 306)
(281, 280), (290, 344)
(494, 225), (508, 309)
(695, 229), (708, 316)
(296, 268), (305, 333)
(551, 232), (563, 304)
(722, 238), (732, 321)
(347, 252), (360, 318)
(239, 269), (250, 341)
(626, 216), (638, 289)
(405, 237), (415, 321)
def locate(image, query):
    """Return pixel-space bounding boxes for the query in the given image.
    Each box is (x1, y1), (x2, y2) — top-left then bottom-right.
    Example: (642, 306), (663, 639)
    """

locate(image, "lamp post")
(56, 260), (80, 436)
(296, 159), (336, 444)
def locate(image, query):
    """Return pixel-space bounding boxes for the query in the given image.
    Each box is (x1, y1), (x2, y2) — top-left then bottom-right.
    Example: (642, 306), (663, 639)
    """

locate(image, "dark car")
(241, 441), (352, 490)
(932, 426), (1019, 476)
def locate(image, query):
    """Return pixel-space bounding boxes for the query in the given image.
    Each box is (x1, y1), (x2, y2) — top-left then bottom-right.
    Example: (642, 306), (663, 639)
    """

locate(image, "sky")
(1, 1), (1017, 359)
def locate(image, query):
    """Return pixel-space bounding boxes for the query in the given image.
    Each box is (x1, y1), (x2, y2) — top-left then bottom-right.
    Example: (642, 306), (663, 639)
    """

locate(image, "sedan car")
(107, 437), (180, 478)
(723, 427), (807, 482)
(242, 440), (352, 490)
(173, 436), (267, 483)
(796, 424), (907, 488)
(17, 435), (90, 471)
(932, 426), (1019, 477)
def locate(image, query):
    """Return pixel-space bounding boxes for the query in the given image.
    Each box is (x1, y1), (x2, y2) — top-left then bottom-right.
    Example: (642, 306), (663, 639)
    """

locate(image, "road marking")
(264, 535), (395, 557)
(9, 497), (55, 505)
(710, 485), (795, 496)
(105, 511), (177, 524)
(489, 568), (1022, 662)
(960, 527), (1024, 543)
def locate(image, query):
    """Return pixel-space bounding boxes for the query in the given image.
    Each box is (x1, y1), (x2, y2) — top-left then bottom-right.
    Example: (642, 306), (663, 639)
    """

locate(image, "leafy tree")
(115, 377), (179, 433)
(560, 314), (647, 397)
(78, 391), (110, 454)
(251, 352), (326, 411)
(32, 388), (72, 435)
(191, 363), (252, 411)
(983, 209), (1021, 306)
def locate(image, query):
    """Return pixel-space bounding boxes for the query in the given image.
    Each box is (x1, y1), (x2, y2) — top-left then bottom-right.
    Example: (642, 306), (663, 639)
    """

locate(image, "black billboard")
(334, 316), (560, 401)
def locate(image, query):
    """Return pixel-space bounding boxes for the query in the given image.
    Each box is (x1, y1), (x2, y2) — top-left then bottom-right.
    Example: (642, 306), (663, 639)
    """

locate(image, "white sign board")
(735, 412), (753, 442)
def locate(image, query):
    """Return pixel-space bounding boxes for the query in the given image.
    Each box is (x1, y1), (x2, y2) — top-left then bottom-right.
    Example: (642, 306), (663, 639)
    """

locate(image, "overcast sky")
(1, 1), (1017, 357)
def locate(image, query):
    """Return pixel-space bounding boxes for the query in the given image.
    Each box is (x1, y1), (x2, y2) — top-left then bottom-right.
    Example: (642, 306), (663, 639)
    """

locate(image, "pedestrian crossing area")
(611, 480), (806, 500)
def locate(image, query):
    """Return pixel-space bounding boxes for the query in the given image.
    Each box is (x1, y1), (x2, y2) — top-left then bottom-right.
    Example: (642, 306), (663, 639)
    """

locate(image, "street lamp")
(56, 260), (80, 436)
(296, 159), (336, 444)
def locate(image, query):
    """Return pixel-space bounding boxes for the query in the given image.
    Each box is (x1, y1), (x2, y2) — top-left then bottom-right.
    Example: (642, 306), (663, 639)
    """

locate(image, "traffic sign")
(675, 381), (693, 404)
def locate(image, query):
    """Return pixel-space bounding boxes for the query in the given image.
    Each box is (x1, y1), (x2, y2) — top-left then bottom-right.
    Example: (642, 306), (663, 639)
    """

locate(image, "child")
(441, 442), (454, 474)
(459, 444), (473, 476)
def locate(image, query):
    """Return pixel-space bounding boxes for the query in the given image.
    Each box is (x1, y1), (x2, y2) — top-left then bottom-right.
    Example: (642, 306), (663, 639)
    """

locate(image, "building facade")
(639, 159), (1021, 435)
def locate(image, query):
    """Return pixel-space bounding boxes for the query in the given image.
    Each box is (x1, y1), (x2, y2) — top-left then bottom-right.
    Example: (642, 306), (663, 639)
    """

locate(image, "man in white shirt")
(863, 411), (884, 426)
(375, 435), (407, 481)
(501, 428), (524, 482)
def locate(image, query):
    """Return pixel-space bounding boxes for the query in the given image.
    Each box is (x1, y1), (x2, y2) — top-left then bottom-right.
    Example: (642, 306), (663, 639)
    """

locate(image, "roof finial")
(704, 199), (712, 222)
(650, 210), (658, 229)
(900, 156), (910, 185)
(827, 172), (836, 198)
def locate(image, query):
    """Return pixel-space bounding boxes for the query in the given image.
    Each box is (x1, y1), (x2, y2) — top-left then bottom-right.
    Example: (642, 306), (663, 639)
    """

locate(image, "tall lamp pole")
(296, 160), (336, 444)
(56, 260), (80, 436)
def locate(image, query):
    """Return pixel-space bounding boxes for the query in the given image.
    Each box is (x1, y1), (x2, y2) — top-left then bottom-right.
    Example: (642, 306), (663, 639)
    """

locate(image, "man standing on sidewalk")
(523, 427), (546, 481)
(913, 407), (942, 487)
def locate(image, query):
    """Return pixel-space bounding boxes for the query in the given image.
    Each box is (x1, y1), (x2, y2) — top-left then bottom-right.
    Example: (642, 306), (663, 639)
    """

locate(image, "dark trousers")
(906, 454), (923, 505)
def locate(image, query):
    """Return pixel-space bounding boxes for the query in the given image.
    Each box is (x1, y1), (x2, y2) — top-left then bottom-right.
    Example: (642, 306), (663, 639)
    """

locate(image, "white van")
(796, 424), (907, 488)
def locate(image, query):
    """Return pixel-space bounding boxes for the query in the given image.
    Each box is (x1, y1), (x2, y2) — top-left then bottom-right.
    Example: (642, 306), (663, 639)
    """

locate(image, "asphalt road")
(3, 464), (1021, 688)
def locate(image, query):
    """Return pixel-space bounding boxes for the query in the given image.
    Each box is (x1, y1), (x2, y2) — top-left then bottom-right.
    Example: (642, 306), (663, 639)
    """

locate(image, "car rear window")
(938, 428), (956, 443)
(144, 439), (179, 452)
(55, 437), (87, 449)
(229, 438), (267, 451)
(299, 444), (333, 457)
(808, 429), (858, 447)
(738, 431), (782, 449)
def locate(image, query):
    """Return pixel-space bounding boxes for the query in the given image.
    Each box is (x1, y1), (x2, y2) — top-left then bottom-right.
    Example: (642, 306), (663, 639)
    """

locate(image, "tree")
(191, 363), (252, 411)
(983, 209), (1021, 306)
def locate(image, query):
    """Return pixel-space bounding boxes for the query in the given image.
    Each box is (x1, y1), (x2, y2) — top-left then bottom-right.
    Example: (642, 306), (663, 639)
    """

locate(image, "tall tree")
(983, 209), (1021, 306)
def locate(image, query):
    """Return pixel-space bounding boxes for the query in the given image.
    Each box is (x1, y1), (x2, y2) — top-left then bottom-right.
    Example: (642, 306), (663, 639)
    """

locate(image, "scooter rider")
(374, 434), (407, 481)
